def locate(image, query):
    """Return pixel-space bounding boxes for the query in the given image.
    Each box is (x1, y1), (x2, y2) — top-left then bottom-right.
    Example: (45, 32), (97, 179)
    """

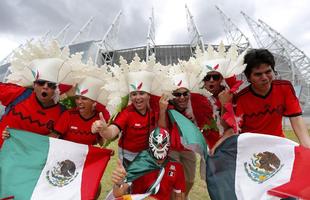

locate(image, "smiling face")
(33, 79), (57, 106)
(172, 88), (190, 112)
(75, 95), (96, 118)
(130, 91), (150, 115)
(203, 71), (223, 96)
(248, 64), (275, 95)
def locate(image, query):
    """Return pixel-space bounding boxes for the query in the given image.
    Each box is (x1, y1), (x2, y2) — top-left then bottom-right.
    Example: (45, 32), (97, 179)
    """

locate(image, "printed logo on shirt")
(134, 123), (141, 127)
(70, 126), (78, 130)
(168, 171), (175, 177)
(169, 165), (176, 171)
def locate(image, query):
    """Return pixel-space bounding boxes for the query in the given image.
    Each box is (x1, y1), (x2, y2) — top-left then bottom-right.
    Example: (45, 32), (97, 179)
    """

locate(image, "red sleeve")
(174, 163), (186, 192)
(283, 83), (302, 116)
(0, 83), (27, 106)
(224, 75), (238, 88)
(54, 110), (71, 135)
(95, 103), (110, 122)
(112, 108), (129, 131)
(149, 94), (161, 113)
(191, 93), (213, 129)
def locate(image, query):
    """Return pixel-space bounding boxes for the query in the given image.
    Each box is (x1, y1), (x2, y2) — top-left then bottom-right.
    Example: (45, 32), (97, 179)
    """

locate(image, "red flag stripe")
(81, 146), (113, 200)
(268, 146), (310, 199)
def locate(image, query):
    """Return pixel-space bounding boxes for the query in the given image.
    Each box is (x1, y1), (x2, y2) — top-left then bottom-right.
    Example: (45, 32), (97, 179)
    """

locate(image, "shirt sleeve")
(283, 83), (302, 117)
(96, 103), (110, 122)
(54, 110), (71, 136)
(0, 83), (27, 106)
(112, 109), (129, 131)
(173, 163), (186, 193)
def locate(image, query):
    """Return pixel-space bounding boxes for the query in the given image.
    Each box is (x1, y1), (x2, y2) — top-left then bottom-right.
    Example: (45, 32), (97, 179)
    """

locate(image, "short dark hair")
(243, 49), (275, 78)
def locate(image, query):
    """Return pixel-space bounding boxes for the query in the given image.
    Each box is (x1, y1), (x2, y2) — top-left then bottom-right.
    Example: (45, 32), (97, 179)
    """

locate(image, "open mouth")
(41, 92), (48, 97)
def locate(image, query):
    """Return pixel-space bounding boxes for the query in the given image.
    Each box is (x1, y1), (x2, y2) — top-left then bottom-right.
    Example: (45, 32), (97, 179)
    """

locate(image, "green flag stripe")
(0, 128), (50, 199)
(168, 109), (208, 160)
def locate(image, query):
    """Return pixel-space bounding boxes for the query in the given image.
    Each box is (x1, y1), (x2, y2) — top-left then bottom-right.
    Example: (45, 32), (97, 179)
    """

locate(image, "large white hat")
(197, 42), (248, 79)
(156, 59), (211, 96)
(6, 40), (85, 86)
(75, 76), (106, 104)
(30, 58), (66, 83)
(171, 73), (190, 90)
(103, 53), (157, 113)
(127, 70), (154, 93)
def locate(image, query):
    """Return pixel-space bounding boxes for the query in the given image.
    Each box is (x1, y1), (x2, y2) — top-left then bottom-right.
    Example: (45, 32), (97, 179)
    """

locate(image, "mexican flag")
(168, 109), (208, 160)
(206, 133), (310, 200)
(0, 128), (112, 200)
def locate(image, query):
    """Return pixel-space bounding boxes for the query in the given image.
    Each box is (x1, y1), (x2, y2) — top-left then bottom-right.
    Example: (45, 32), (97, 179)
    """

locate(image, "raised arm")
(289, 115), (310, 148)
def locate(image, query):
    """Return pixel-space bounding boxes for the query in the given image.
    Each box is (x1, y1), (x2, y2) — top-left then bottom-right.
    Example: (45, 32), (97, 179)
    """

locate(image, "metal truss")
(146, 8), (156, 61)
(54, 23), (71, 46)
(258, 19), (310, 83)
(185, 4), (205, 55)
(241, 12), (293, 81)
(215, 6), (251, 50)
(96, 11), (122, 66)
(241, 12), (310, 111)
(69, 16), (94, 45)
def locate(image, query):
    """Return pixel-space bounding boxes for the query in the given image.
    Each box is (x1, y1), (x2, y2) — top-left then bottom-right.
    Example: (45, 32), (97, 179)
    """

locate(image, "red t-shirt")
(235, 80), (302, 137)
(131, 161), (186, 200)
(54, 108), (109, 145)
(0, 83), (64, 146)
(113, 104), (157, 152)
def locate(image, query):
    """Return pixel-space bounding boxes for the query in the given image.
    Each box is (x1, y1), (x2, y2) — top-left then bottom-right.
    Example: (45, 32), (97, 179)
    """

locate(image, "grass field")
(98, 130), (302, 199)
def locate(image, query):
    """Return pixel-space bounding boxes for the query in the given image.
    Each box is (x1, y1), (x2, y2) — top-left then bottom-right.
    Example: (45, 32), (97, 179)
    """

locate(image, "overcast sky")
(0, 0), (310, 61)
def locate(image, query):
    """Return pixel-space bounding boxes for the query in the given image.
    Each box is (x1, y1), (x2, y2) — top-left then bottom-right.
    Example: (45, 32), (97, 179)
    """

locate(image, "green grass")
(98, 130), (302, 200)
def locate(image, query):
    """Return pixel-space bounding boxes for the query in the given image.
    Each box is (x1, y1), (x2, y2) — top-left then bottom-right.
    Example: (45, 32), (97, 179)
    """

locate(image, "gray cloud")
(0, 0), (309, 56)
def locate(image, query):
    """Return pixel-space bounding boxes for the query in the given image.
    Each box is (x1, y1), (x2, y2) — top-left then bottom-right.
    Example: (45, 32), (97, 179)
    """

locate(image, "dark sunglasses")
(34, 80), (57, 89)
(203, 74), (221, 81)
(172, 91), (189, 97)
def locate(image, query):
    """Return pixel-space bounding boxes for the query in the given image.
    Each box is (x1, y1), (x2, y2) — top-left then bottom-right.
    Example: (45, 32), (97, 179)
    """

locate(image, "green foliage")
(60, 96), (76, 109)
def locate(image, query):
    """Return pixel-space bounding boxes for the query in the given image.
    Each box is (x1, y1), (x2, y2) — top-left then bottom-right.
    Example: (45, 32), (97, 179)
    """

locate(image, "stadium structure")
(1, 6), (310, 114)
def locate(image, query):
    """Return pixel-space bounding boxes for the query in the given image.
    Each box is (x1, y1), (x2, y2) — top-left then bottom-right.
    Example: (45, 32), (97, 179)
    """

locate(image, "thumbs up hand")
(91, 112), (107, 134)
(112, 159), (127, 186)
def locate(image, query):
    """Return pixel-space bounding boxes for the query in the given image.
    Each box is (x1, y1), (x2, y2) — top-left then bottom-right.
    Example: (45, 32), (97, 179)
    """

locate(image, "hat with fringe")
(196, 41), (247, 79)
(156, 58), (211, 96)
(73, 59), (109, 106)
(103, 53), (158, 114)
(6, 40), (85, 87)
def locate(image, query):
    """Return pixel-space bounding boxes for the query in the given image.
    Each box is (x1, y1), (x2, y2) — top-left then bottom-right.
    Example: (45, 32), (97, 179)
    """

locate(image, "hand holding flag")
(2, 126), (10, 140)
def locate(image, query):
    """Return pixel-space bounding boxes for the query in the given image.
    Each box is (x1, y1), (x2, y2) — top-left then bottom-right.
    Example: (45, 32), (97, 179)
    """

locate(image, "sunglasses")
(34, 80), (57, 89)
(203, 74), (221, 81)
(172, 91), (189, 97)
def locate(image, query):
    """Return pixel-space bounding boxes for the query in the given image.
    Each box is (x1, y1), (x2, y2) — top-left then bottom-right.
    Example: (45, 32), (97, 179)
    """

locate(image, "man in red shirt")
(1, 57), (71, 145)
(158, 71), (213, 199)
(92, 70), (160, 168)
(54, 76), (110, 145)
(112, 127), (186, 200)
(235, 49), (310, 148)
(200, 43), (247, 151)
